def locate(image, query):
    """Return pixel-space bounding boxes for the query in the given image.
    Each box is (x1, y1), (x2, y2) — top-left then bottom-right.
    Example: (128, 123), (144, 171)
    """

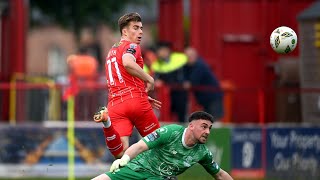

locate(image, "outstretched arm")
(109, 139), (149, 172)
(213, 169), (233, 180)
(123, 139), (149, 159)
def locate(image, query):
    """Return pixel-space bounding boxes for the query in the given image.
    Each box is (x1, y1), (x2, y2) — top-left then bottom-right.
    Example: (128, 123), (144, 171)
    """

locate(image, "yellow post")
(67, 96), (75, 180)
(9, 76), (17, 125)
(315, 23), (320, 48)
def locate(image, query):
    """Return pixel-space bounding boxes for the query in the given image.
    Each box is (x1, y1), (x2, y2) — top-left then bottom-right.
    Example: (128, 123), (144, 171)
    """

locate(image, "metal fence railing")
(1, 74), (319, 125)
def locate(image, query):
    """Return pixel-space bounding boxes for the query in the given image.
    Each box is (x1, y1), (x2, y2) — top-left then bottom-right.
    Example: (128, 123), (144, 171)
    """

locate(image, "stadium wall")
(159, 0), (316, 124)
(1, 123), (319, 179)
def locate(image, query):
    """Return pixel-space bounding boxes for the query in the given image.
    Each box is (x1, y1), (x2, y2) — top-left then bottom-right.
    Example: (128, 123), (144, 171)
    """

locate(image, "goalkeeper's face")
(191, 120), (213, 144)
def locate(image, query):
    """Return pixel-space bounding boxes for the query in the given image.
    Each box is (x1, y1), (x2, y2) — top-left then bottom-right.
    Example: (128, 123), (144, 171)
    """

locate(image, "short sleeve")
(199, 150), (221, 175)
(142, 125), (178, 149)
(123, 43), (141, 60)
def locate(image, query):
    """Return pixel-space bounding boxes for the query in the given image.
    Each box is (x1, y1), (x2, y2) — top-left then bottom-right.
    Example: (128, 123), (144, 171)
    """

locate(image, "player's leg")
(132, 99), (160, 137)
(94, 106), (133, 158)
(108, 103), (135, 158)
(91, 173), (111, 180)
(102, 124), (124, 158)
(135, 109), (160, 137)
(118, 136), (130, 157)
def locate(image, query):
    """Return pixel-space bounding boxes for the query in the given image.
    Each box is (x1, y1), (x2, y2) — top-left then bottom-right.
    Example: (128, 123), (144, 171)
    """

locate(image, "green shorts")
(106, 166), (164, 180)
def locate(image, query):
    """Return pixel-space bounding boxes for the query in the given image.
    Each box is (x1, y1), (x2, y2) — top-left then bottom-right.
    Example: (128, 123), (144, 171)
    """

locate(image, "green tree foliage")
(29, 0), (148, 31)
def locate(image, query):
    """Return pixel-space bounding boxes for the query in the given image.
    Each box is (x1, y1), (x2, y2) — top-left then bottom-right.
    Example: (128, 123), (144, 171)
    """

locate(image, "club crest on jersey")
(159, 127), (168, 133)
(144, 131), (160, 142)
(158, 162), (180, 176)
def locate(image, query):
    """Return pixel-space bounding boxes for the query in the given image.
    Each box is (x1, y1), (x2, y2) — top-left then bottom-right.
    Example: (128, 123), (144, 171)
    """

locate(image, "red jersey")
(105, 39), (147, 106)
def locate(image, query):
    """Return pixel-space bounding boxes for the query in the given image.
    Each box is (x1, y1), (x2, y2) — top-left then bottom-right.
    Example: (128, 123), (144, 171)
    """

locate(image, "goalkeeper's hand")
(93, 106), (108, 123)
(109, 154), (130, 172)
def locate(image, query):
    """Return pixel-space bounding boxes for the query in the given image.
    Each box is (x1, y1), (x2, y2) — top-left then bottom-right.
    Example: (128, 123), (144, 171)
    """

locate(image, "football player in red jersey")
(93, 12), (161, 158)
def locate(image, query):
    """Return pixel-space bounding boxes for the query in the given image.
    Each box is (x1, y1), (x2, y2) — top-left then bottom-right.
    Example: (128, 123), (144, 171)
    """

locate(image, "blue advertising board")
(232, 127), (262, 169)
(266, 127), (320, 179)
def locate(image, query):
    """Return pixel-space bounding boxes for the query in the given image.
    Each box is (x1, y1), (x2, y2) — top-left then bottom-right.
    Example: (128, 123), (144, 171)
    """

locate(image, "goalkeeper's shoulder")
(159, 124), (184, 132)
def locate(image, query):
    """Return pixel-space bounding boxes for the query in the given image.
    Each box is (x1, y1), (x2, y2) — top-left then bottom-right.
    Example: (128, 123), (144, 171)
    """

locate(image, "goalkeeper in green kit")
(92, 110), (233, 180)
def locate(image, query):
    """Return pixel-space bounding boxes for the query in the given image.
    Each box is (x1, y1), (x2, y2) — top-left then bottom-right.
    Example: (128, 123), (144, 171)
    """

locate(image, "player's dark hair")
(188, 111), (215, 123)
(118, 12), (142, 35)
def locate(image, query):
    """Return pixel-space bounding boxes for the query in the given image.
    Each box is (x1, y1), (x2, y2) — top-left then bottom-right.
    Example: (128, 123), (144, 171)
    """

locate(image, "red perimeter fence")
(0, 79), (317, 125)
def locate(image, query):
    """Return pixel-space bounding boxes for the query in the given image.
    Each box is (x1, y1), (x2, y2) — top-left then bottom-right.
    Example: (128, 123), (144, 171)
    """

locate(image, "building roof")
(298, 1), (320, 21)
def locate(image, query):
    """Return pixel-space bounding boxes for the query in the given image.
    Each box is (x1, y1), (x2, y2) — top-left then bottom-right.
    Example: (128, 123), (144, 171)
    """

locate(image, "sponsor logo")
(281, 32), (293, 37)
(143, 123), (157, 132)
(106, 134), (116, 141)
(129, 43), (137, 48)
(126, 48), (136, 55)
(144, 136), (150, 142)
(146, 131), (160, 141)
(158, 162), (180, 176)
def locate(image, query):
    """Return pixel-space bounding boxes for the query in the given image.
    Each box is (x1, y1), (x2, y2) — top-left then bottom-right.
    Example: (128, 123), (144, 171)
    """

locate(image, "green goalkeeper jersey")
(126, 124), (220, 177)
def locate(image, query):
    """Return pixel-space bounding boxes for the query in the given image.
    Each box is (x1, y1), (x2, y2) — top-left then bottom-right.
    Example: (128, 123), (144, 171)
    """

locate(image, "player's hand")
(145, 77), (154, 93)
(148, 96), (162, 109)
(93, 107), (108, 123)
(109, 154), (130, 172)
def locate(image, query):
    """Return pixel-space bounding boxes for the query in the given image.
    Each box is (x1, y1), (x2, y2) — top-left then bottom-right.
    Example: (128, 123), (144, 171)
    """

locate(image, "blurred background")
(0, 0), (320, 179)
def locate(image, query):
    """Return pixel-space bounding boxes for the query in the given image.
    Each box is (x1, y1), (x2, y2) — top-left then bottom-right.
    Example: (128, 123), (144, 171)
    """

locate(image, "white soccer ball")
(270, 26), (298, 54)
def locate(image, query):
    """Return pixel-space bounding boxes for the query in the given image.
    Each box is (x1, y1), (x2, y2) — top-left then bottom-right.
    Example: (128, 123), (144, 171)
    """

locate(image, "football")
(270, 26), (298, 54)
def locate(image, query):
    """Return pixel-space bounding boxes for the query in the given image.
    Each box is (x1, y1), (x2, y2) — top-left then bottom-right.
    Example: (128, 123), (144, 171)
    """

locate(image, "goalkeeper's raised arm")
(109, 140), (148, 172)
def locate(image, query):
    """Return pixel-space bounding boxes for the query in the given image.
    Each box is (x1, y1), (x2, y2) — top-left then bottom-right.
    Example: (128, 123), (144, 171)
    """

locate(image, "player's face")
(192, 120), (212, 144)
(124, 21), (143, 44)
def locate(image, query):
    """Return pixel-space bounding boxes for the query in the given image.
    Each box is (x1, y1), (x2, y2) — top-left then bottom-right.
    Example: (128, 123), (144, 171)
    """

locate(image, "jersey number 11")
(106, 57), (123, 85)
